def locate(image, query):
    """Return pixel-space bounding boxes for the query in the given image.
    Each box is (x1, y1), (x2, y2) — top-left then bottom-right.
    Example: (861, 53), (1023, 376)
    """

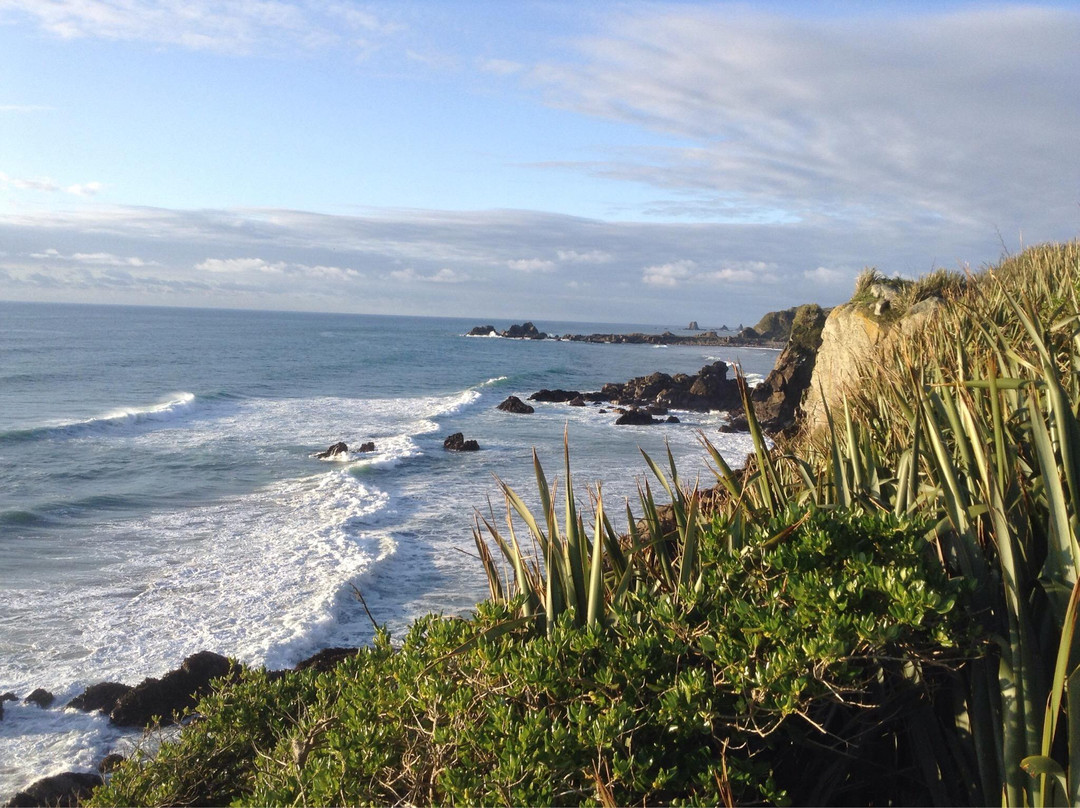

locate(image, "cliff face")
(802, 294), (944, 433)
(751, 304), (828, 435)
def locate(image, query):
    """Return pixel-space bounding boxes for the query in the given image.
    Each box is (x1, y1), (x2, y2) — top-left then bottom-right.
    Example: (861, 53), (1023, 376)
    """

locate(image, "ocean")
(0, 301), (779, 797)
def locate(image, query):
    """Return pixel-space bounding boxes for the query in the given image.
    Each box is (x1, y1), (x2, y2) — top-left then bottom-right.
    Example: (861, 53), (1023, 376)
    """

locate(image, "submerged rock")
(496, 395), (534, 414)
(443, 433), (480, 452)
(316, 441), (349, 459)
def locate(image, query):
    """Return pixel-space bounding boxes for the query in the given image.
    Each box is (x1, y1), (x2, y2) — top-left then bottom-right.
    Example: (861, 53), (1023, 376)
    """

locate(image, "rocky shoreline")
(466, 320), (785, 349)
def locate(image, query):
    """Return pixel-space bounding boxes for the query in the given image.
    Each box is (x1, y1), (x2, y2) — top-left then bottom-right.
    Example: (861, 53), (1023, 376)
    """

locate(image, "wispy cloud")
(507, 257), (556, 273)
(0, 0), (402, 56)
(1, 171), (104, 196)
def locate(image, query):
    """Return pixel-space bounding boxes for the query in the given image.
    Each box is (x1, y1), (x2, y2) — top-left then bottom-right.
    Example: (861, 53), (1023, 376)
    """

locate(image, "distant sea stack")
(687, 320), (700, 330)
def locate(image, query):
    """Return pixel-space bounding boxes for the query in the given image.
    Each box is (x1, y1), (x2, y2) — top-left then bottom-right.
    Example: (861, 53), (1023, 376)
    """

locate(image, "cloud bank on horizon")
(1, 1), (1077, 325)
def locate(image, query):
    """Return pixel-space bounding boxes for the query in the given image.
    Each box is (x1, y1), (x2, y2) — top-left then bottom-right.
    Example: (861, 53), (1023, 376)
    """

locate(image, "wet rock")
(67, 682), (133, 715)
(720, 411), (750, 433)
(358, 441), (376, 453)
(294, 647), (361, 673)
(568, 396), (586, 407)
(315, 441), (349, 459)
(4, 771), (102, 807)
(467, 324), (497, 336)
(501, 322), (546, 339)
(109, 651), (234, 728)
(589, 361), (740, 412)
(24, 688), (54, 709)
(443, 433), (479, 452)
(496, 395), (534, 414)
(615, 409), (657, 426)
(528, 389), (582, 403)
(666, 415), (680, 423)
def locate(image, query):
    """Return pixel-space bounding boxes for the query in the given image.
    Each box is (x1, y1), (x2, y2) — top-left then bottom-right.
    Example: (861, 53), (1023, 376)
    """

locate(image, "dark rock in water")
(443, 433), (479, 452)
(529, 389), (583, 403)
(568, 396), (586, 407)
(358, 441), (376, 453)
(67, 682), (133, 715)
(109, 651), (234, 728)
(666, 415), (680, 423)
(598, 409), (608, 414)
(467, 324), (497, 336)
(615, 409), (657, 426)
(0, 692), (15, 702)
(98, 754), (125, 774)
(24, 688), (54, 709)
(720, 411), (750, 433)
(497, 395), (534, 414)
(501, 322), (546, 339)
(316, 441), (349, 459)
(4, 771), (103, 807)
(588, 361), (740, 412)
(294, 647), (361, 673)
(646, 404), (668, 416)
(688, 320), (700, 330)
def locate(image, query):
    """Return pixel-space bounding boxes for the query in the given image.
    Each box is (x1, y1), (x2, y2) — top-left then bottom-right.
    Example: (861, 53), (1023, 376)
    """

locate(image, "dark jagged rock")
(561, 330), (783, 348)
(67, 682), (133, 715)
(294, 647), (361, 673)
(315, 441), (348, 459)
(443, 433), (479, 452)
(496, 395), (534, 414)
(615, 409), (657, 426)
(357, 441), (376, 453)
(666, 415), (680, 423)
(0, 692), (16, 702)
(589, 360), (740, 412)
(568, 396), (586, 407)
(4, 771), (102, 807)
(501, 322), (547, 340)
(720, 412), (750, 433)
(109, 651), (234, 728)
(24, 688), (54, 709)
(687, 320), (700, 330)
(529, 389), (582, 403)
(466, 324), (497, 336)
(751, 303), (828, 435)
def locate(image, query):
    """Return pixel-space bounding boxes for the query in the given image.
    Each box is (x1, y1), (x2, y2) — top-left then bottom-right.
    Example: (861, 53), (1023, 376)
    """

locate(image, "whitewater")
(0, 302), (779, 798)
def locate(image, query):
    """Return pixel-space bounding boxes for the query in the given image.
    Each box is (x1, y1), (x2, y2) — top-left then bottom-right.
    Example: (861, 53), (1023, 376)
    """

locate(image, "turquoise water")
(0, 301), (778, 795)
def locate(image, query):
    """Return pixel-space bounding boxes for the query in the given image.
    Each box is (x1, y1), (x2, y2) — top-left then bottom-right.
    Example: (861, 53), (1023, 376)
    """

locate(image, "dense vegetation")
(89, 242), (1080, 806)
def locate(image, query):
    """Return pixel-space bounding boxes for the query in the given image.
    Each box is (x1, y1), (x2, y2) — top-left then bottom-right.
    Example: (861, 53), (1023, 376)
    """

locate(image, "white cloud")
(556, 249), (612, 264)
(197, 257), (285, 274)
(804, 266), (847, 285)
(28, 248), (157, 267)
(390, 267), (469, 283)
(507, 257), (556, 273)
(66, 181), (104, 196)
(643, 259), (696, 287)
(1, 171), (104, 196)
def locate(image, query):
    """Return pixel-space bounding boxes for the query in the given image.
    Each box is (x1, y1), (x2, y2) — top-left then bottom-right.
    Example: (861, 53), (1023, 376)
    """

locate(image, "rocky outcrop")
(316, 442), (349, 459)
(4, 771), (102, 807)
(529, 389), (582, 403)
(358, 441), (376, 453)
(294, 647), (361, 673)
(443, 433), (479, 452)
(615, 409), (657, 426)
(109, 651), (234, 728)
(67, 682), (133, 715)
(687, 320), (700, 330)
(467, 324), (497, 336)
(802, 289), (945, 433)
(739, 306), (806, 342)
(496, 396), (534, 414)
(502, 322), (546, 339)
(751, 304), (828, 435)
(590, 361), (741, 412)
(24, 688), (54, 709)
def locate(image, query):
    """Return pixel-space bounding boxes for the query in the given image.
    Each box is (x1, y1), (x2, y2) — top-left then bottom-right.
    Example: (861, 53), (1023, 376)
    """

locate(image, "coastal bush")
(88, 506), (963, 807)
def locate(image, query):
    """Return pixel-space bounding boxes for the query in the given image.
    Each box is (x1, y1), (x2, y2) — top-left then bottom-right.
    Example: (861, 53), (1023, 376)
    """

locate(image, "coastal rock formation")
(67, 682), (133, 714)
(294, 647), (361, 673)
(467, 325), (497, 336)
(568, 396), (586, 407)
(316, 442), (349, 459)
(358, 441), (376, 453)
(802, 287), (945, 433)
(615, 409), (657, 425)
(750, 304), (828, 435)
(591, 361), (740, 412)
(687, 320), (700, 330)
(529, 389), (582, 403)
(3, 771), (103, 807)
(739, 306), (807, 342)
(443, 433), (479, 452)
(109, 651), (234, 728)
(501, 322), (546, 339)
(24, 688), (55, 708)
(496, 395), (534, 414)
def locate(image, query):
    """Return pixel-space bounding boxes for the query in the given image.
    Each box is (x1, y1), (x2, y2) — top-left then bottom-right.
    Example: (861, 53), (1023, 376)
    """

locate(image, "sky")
(1, 1), (1078, 326)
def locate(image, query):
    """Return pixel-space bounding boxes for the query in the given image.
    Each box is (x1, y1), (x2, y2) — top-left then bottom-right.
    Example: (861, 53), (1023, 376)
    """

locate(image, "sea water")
(0, 302), (779, 797)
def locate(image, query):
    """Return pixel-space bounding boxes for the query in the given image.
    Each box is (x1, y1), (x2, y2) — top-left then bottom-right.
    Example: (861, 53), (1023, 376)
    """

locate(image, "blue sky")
(1, 1), (1078, 325)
